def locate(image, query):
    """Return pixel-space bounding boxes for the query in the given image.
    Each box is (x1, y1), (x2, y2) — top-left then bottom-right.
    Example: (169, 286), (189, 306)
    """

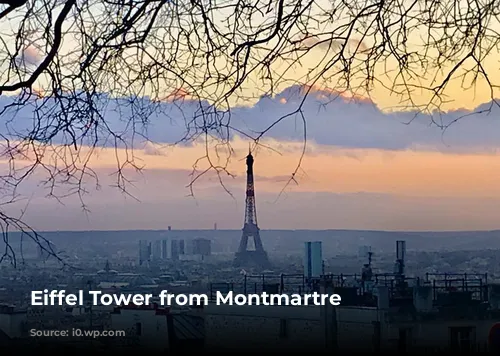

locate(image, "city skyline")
(1, 1), (500, 233)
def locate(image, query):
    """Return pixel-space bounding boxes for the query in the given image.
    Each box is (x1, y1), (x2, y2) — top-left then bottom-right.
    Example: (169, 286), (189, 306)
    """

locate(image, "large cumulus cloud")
(0, 84), (499, 153)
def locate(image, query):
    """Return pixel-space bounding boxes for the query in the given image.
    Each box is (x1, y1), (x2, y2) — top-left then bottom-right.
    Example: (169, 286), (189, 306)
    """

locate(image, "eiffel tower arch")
(233, 151), (270, 269)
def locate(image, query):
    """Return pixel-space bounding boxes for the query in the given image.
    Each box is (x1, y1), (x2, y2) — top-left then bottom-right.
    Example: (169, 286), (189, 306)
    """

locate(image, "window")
(135, 322), (142, 336)
(279, 319), (288, 339)
(450, 326), (475, 352)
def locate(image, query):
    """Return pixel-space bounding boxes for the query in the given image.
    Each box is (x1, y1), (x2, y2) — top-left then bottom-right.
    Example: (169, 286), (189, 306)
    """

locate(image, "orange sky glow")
(3, 134), (500, 231)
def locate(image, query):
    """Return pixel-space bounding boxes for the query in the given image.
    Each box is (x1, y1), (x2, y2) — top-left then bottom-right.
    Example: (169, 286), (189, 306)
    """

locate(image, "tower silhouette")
(234, 150), (270, 269)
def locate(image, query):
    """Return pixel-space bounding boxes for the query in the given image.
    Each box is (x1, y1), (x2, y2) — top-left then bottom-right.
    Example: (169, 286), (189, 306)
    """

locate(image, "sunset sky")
(1, 84), (500, 232)
(1, 1), (500, 232)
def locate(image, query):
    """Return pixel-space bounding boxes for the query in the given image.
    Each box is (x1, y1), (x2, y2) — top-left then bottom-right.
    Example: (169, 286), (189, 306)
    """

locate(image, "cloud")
(1, 84), (498, 155)
(14, 46), (41, 68)
(233, 85), (500, 153)
(299, 36), (369, 54)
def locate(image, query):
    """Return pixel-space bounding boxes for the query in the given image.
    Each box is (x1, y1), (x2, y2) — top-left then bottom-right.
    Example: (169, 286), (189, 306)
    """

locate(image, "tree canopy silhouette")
(0, 0), (499, 264)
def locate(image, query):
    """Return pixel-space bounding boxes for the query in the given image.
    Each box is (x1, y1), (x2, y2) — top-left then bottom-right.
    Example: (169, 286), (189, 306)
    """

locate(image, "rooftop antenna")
(361, 247), (374, 284)
(367, 251), (374, 266)
(394, 240), (407, 292)
(395, 240), (406, 276)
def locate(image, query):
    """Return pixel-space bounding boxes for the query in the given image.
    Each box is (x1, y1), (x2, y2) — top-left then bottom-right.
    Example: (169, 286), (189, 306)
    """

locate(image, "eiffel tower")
(234, 150), (270, 269)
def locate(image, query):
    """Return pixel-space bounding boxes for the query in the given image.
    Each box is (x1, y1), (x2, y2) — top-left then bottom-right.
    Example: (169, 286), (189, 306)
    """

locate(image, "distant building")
(97, 260), (118, 278)
(161, 239), (168, 259)
(189, 238), (211, 256)
(304, 241), (322, 279)
(179, 240), (185, 255)
(148, 239), (172, 261)
(171, 239), (185, 260)
(151, 240), (162, 261)
(139, 240), (151, 265)
(180, 254), (204, 262)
